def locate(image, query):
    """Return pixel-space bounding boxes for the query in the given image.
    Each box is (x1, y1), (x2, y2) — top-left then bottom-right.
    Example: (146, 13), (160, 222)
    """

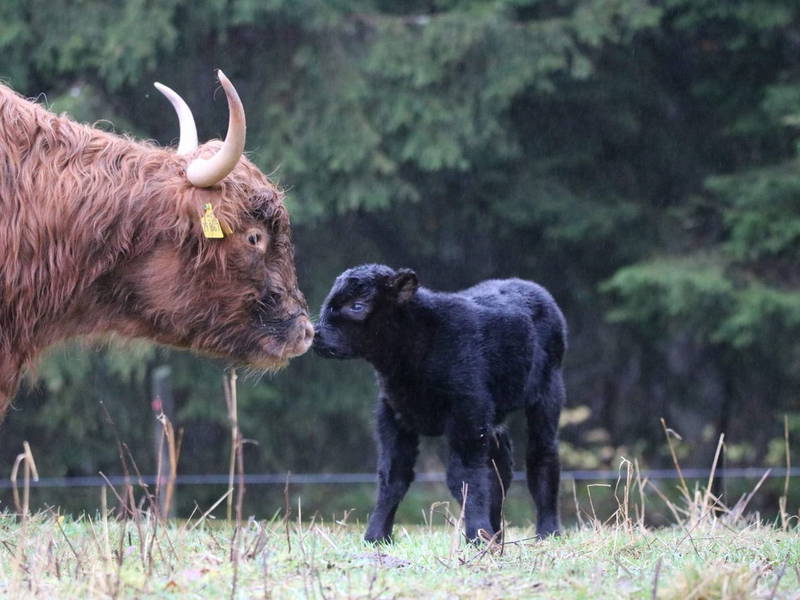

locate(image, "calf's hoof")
(476, 528), (504, 552)
(465, 523), (497, 545)
(536, 520), (561, 539)
(364, 531), (393, 545)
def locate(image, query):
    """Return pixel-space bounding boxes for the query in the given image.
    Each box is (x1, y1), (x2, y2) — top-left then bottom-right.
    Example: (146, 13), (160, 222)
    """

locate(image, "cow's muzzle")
(286, 315), (315, 358)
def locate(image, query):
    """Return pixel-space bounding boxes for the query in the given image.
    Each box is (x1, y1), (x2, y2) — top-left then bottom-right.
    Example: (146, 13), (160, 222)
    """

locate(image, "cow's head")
(111, 71), (313, 369)
(313, 264), (418, 360)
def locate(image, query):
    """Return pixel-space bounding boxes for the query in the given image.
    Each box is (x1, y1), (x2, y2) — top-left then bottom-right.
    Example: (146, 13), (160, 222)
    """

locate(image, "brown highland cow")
(0, 71), (314, 419)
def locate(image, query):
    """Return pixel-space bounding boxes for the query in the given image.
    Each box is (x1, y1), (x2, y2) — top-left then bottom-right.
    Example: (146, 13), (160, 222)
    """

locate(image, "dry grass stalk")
(8, 442), (38, 595)
(188, 489), (234, 531)
(223, 369), (243, 524)
(284, 472), (292, 553)
(779, 415), (791, 531)
(99, 401), (137, 519)
(571, 478), (585, 529)
(448, 482), (468, 564)
(646, 479), (686, 523)
(154, 412), (182, 520)
(10, 441), (39, 519)
(660, 418), (691, 503)
(586, 483), (611, 530)
(702, 433), (725, 522)
(634, 459), (648, 529)
(727, 469), (771, 522)
(613, 457), (633, 530)
(223, 368), (246, 600)
(490, 457), (507, 554)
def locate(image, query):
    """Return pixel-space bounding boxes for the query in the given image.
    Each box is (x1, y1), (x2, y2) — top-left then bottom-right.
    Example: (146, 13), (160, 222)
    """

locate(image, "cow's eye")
(245, 228), (268, 252)
(349, 302), (365, 313)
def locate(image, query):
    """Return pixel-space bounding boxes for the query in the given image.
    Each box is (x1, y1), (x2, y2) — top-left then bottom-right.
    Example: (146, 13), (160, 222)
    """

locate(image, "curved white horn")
(154, 82), (198, 156)
(186, 70), (246, 188)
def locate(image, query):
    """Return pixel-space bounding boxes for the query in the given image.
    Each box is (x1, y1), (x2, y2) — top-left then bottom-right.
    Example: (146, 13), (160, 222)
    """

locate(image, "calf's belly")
(395, 411), (446, 436)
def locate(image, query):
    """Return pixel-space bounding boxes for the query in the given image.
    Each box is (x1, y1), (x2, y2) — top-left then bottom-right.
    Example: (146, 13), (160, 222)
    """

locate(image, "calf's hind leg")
(445, 414), (495, 541)
(525, 369), (564, 538)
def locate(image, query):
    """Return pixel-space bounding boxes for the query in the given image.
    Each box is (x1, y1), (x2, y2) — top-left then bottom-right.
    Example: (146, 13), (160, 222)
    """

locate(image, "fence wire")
(2, 467), (798, 489)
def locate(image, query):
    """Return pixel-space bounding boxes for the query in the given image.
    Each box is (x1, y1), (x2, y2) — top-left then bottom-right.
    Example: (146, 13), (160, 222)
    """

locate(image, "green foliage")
(603, 257), (734, 339)
(0, 0), (180, 90)
(708, 166), (800, 264)
(604, 259), (800, 351)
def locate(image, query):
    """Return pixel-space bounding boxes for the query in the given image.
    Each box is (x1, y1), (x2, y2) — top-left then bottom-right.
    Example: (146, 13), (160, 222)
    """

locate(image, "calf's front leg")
(364, 399), (419, 543)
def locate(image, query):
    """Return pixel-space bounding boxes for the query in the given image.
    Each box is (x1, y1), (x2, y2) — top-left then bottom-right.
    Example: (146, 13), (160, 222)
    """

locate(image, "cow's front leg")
(445, 413), (494, 542)
(364, 399), (419, 543)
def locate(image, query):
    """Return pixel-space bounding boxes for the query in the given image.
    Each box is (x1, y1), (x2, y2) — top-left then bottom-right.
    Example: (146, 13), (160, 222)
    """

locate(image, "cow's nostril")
(303, 320), (315, 344)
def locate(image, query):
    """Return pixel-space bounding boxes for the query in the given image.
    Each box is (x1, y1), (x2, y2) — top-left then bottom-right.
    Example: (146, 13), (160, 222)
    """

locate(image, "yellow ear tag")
(201, 203), (225, 239)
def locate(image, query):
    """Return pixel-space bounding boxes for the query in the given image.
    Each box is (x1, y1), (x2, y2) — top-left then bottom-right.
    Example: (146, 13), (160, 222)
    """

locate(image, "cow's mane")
(0, 82), (281, 383)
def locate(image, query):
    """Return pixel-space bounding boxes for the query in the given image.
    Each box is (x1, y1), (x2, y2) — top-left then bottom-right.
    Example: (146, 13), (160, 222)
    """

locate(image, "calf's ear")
(393, 269), (419, 303)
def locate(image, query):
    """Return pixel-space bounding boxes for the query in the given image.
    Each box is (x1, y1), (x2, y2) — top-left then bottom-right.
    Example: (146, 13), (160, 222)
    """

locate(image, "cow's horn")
(186, 70), (246, 188)
(154, 82), (198, 156)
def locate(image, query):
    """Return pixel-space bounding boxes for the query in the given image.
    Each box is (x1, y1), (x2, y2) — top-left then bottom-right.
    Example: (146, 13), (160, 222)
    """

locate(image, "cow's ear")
(392, 269), (418, 303)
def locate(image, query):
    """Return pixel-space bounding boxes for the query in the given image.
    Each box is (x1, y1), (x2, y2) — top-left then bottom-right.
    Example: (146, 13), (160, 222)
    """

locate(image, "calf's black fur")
(314, 264), (567, 542)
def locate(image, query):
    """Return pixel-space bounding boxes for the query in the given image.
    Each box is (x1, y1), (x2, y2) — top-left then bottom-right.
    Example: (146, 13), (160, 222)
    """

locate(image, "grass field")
(2, 411), (797, 598)
(1, 490), (798, 599)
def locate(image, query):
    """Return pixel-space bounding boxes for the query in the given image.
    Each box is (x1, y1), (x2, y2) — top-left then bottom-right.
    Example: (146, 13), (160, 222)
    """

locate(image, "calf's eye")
(248, 233), (262, 246)
(349, 302), (365, 313)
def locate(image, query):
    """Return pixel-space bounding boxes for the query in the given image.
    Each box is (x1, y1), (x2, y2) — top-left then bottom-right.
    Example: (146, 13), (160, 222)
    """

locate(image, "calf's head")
(111, 72), (313, 369)
(313, 264), (418, 360)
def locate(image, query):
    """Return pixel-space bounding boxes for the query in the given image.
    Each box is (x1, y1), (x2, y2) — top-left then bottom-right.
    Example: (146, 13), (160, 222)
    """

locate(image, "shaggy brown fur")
(0, 83), (312, 418)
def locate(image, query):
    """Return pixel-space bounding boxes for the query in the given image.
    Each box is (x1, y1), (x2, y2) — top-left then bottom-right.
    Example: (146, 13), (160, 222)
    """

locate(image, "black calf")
(314, 264), (567, 542)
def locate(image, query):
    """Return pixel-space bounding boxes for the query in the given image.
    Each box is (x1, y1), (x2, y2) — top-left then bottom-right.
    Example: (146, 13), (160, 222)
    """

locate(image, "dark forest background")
(0, 0), (798, 522)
